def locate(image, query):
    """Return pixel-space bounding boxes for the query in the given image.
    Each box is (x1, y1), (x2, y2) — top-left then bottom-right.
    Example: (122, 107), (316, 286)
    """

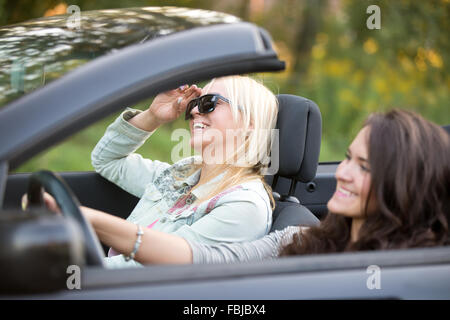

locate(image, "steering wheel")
(27, 170), (105, 267)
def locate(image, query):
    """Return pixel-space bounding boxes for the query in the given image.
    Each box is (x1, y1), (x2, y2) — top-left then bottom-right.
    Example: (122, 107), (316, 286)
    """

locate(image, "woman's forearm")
(187, 226), (302, 264)
(128, 109), (162, 132)
(81, 206), (193, 264)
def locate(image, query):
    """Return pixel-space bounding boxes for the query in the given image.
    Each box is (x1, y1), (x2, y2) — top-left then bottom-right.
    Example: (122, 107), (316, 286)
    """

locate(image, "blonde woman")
(49, 75), (278, 268)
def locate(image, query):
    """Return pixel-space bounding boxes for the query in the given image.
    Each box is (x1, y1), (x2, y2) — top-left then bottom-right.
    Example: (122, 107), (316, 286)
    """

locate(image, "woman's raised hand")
(148, 85), (202, 125)
(128, 85), (202, 132)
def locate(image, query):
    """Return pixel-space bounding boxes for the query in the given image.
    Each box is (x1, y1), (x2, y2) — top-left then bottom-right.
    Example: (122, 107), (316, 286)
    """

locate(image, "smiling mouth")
(335, 187), (357, 198)
(193, 123), (206, 129)
(192, 122), (210, 132)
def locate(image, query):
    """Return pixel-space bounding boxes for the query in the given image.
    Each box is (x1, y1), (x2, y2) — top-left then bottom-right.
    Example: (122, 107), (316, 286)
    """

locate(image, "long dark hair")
(281, 109), (450, 256)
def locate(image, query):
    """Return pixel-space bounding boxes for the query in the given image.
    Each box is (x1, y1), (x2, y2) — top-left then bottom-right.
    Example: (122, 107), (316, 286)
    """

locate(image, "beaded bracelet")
(124, 223), (144, 261)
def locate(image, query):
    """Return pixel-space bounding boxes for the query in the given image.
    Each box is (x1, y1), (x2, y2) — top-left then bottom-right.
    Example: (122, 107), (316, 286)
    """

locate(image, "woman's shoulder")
(203, 182), (273, 236)
(240, 179), (271, 201)
(212, 179), (271, 214)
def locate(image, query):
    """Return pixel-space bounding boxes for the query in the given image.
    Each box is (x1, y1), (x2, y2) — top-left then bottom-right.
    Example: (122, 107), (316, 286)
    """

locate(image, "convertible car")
(0, 7), (449, 300)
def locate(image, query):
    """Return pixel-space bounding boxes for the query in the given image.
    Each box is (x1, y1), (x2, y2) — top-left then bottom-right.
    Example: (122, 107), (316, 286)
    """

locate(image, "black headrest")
(272, 94), (322, 182)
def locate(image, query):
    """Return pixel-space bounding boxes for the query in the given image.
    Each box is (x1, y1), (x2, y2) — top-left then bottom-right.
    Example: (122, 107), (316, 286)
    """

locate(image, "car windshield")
(0, 7), (240, 109)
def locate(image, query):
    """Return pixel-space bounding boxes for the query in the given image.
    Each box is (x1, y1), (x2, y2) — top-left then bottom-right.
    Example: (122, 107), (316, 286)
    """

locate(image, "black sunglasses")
(185, 94), (232, 120)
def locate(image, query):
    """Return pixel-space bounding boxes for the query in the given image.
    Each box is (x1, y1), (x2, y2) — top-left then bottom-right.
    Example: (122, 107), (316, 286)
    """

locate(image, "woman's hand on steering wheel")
(22, 191), (61, 214)
(24, 170), (105, 267)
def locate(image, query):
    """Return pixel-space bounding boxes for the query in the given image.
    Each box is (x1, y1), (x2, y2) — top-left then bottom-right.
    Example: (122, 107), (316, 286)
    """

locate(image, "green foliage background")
(2, 0), (449, 172)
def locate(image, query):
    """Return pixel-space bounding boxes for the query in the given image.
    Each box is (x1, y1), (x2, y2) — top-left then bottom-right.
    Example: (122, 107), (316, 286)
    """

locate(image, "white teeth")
(339, 188), (354, 196)
(193, 123), (206, 129)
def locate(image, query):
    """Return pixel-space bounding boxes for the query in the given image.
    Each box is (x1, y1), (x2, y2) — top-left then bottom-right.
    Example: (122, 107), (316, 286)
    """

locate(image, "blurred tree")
(0, 0), (60, 25)
(291, 0), (324, 75)
(345, 0), (450, 77)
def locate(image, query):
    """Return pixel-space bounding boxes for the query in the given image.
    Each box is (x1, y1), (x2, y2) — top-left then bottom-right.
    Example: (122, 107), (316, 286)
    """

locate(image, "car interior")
(266, 94), (322, 231)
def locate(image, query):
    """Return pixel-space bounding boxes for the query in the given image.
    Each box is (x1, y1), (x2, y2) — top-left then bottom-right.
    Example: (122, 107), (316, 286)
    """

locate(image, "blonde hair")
(190, 75), (278, 209)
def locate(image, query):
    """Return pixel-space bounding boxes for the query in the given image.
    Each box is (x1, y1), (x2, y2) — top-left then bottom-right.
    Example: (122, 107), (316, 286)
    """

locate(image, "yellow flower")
(398, 54), (414, 72)
(426, 49), (443, 68)
(363, 38), (378, 54)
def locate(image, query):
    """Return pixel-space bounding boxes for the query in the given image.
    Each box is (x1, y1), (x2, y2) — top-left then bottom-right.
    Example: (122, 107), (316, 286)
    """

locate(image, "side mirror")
(0, 209), (85, 295)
